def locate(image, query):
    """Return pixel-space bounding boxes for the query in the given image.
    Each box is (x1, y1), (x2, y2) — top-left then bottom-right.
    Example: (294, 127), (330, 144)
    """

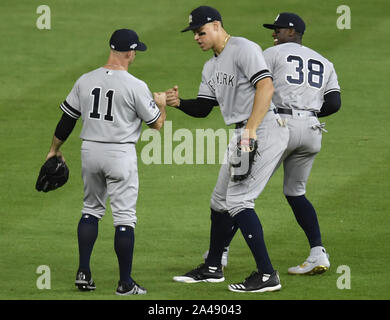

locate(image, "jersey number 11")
(89, 87), (115, 122)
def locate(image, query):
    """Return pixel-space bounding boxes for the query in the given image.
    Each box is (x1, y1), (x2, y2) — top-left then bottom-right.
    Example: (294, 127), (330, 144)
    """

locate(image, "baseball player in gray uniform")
(263, 13), (341, 274)
(205, 13), (341, 276)
(44, 29), (167, 295)
(166, 6), (289, 293)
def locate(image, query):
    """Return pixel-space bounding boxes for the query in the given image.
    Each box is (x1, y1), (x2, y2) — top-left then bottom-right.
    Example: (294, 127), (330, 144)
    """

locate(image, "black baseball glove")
(230, 138), (258, 182)
(35, 156), (69, 192)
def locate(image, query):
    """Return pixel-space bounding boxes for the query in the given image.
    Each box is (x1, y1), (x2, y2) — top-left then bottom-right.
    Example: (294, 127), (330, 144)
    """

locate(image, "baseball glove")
(35, 156), (69, 192)
(230, 138), (258, 182)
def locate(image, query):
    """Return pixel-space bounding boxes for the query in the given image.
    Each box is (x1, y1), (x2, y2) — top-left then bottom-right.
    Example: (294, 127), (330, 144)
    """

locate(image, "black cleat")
(173, 263), (225, 283)
(75, 270), (96, 291)
(116, 281), (147, 295)
(228, 270), (281, 293)
(203, 246), (230, 267)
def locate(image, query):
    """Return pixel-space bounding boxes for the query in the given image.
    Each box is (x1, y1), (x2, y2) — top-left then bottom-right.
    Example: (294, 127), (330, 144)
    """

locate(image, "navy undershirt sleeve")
(317, 91), (341, 118)
(177, 97), (218, 118)
(54, 112), (77, 141)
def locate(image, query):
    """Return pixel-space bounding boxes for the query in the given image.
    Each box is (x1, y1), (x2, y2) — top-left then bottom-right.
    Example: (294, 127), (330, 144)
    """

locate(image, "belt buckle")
(291, 109), (301, 117)
(293, 109), (309, 117)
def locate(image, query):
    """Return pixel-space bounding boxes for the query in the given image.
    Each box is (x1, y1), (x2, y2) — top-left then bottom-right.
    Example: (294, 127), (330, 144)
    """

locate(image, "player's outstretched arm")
(165, 85), (217, 118)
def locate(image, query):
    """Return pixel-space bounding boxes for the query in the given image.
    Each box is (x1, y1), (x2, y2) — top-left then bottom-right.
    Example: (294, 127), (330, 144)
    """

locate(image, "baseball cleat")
(288, 246), (330, 275)
(203, 246), (230, 267)
(116, 281), (147, 295)
(173, 263), (225, 283)
(228, 270), (281, 293)
(75, 270), (96, 291)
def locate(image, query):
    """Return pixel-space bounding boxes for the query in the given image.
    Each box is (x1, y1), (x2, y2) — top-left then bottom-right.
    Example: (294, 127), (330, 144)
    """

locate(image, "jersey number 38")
(286, 55), (324, 89)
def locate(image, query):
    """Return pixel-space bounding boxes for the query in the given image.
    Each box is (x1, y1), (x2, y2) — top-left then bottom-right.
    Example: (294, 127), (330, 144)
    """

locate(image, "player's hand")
(165, 85), (180, 107)
(45, 150), (65, 162)
(241, 128), (257, 147)
(153, 92), (167, 108)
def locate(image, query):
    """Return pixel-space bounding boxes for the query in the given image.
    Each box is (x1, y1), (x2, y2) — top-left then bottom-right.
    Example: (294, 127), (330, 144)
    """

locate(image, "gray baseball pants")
(210, 111), (289, 216)
(80, 141), (138, 228)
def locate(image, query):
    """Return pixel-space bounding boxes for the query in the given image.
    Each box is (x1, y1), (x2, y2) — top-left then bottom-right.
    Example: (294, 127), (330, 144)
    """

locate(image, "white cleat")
(288, 246), (330, 275)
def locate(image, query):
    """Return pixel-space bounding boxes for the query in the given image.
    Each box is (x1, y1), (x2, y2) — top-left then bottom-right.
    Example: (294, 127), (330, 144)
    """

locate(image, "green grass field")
(1, 0), (389, 302)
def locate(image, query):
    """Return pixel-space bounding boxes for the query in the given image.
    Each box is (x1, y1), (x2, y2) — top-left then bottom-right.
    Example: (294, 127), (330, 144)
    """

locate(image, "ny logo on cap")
(130, 43), (138, 49)
(189, 14), (192, 23)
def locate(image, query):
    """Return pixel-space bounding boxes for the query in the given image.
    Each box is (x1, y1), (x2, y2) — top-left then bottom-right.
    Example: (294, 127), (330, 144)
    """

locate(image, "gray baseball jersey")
(60, 67), (160, 143)
(200, 36), (289, 216)
(264, 42), (340, 196)
(60, 67), (160, 227)
(197, 37), (272, 125)
(263, 42), (340, 112)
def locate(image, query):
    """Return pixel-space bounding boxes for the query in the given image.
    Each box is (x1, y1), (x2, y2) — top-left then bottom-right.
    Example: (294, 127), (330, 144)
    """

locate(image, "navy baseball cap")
(181, 6), (222, 32)
(263, 13), (306, 35)
(109, 29), (147, 51)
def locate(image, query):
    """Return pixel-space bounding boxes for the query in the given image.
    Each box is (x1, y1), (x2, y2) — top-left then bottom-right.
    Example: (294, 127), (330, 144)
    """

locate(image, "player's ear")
(288, 28), (296, 37)
(127, 50), (135, 60)
(213, 21), (220, 31)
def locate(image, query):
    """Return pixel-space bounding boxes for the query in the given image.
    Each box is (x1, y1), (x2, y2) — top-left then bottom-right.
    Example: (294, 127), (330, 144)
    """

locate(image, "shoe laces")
(305, 252), (329, 264)
(245, 271), (261, 282)
(194, 263), (207, 271)
(196, 263), (221, 271)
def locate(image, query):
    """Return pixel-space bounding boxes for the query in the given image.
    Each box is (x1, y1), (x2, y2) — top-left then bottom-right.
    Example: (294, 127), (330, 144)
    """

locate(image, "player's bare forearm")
(46, 136), (65, 161)
(150, 92), (167, 130)
(245, 78), (274, 139)
(156, 104), (167, 128)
